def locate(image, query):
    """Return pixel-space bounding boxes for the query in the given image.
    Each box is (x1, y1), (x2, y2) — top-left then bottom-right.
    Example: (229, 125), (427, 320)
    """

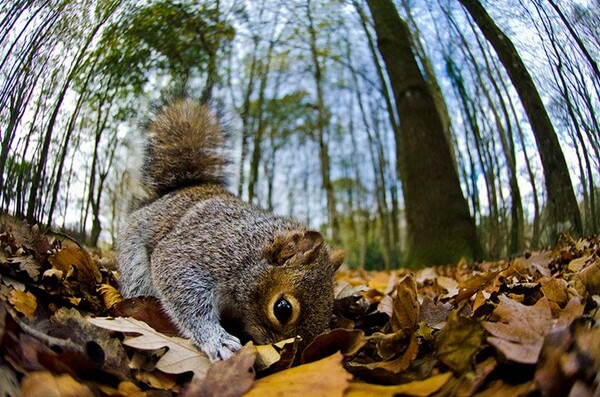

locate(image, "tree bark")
(366, 0), (482, 266)
(306, 0), (340, 243)
(458, 0), (582, 240)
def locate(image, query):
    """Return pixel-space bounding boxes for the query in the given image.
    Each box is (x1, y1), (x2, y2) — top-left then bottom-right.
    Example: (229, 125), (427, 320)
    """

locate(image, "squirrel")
(117, 98), (343, 360)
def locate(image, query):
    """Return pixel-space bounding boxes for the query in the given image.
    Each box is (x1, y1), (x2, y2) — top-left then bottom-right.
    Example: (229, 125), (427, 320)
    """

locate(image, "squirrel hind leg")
(116, 218), (156, 298)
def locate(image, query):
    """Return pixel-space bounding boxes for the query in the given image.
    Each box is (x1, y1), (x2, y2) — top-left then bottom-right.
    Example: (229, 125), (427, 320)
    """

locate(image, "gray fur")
(117, 99), (341, 360)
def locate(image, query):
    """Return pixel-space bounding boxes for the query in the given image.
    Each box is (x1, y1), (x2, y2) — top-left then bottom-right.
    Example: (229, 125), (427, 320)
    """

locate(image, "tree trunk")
(306, 0), (339, 243)
(458, 0), (582, 240)
(366, 0), (482, 266)
(25, 5), (116, 224)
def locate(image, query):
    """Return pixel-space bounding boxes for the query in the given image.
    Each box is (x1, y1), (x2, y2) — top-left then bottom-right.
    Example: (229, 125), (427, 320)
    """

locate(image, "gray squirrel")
(117, 98), (343, 360)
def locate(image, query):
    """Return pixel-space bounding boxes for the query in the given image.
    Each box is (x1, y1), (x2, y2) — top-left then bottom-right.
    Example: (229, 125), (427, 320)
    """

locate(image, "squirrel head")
(238, 230), (343, 347)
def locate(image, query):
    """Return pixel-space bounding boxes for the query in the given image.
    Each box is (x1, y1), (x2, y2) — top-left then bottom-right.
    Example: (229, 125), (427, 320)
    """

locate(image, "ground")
(0, 217), (599, 396)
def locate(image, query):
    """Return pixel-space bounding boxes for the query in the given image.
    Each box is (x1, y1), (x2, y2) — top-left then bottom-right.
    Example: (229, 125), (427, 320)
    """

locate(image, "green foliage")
(93, 1), (235, 94)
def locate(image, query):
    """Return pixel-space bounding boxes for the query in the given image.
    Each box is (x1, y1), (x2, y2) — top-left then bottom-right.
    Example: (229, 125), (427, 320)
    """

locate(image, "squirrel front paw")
(194, 324), (242, 361)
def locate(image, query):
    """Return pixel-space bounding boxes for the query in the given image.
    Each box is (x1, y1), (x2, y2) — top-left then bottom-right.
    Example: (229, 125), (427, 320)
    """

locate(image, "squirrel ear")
(264, 230), (324, 266)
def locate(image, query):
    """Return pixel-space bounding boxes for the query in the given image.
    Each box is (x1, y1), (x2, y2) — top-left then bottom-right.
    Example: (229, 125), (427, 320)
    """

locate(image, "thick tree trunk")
(458, 0), (582, 240)
(366, 0), (482, 266)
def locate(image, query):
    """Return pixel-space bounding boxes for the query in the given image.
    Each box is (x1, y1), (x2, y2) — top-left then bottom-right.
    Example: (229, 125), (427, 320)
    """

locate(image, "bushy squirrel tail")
(141, 99), (228, 195)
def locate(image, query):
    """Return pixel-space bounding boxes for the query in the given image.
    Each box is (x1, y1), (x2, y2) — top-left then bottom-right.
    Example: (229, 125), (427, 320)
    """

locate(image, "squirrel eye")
(273, 297), (293, 324)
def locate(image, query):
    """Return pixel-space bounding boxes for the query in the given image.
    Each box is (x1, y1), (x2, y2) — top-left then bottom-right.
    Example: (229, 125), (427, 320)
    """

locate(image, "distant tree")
(458, 0), (583, 241)
(304, 0), (340, 243)
(366, 0), (482, 266)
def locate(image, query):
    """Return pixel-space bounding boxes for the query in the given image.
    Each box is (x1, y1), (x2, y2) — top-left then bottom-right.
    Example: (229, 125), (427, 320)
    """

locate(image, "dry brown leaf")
(436, 310), (484, 374)
(345, 372), (452, 397)
(419, 295), (452, 329)
(89, 316), (211, 378)
(7, 256), (40, 280)
(372, 330), (407, 360)
(576, 259), (600, 295)
(49, 246), (101, 290)
(472, 290), (487, 313)
(107, 296), (180, 336)
(8, 289), (36, 320)
(301, 328), (366, 364)
(484, 296), (584, 364)
(539, 276), (569, 305)
(254, 337), (297, 371)
(436, 276), (459, 298)
(453, 357), (497, 396)
(391, 274), (419, 333)
(245, 352), (351, 397)
(20, 371), (95, 397)
(455, 270), (501, 303)
(181, 343), (255, 397)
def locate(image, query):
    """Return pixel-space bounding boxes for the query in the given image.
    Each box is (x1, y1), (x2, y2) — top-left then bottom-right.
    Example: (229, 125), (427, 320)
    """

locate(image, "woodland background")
(0, 0), (598, 269)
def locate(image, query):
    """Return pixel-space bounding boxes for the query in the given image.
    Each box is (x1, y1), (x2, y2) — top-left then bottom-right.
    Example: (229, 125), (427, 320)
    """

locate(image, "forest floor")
(0, 216), (599, 396)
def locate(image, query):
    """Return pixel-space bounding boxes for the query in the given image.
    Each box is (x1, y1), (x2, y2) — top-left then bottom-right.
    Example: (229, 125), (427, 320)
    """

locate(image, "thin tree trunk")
(306, 0), (339, 243)
(547, 0), (600, 80)
(25, 5), (116, 224)
(458, 0), (582, 240)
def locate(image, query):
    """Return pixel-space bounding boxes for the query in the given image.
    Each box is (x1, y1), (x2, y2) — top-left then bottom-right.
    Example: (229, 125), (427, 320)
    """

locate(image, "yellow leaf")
(345, 372), (453, 397)
(20, 371), (95, 397)
(98, 283), (124, 309)
(49, 246), (101, 290)
(8, 289), (36, 320)
(245, 352), (351, 397)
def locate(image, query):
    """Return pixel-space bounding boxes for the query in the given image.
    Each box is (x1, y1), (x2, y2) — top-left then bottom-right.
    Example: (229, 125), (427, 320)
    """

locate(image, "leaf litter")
(1, 216), (600, 396)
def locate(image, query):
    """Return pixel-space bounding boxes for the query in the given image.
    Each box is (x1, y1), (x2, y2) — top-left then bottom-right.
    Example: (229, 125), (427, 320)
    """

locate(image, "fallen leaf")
(539, 276), (568, 305)
(111, 381), (148, 397)
(436, 310), (484, 374)
(245, 352), (351, 397)
(7, 256), (40, 280)
(301, 328), (366, 364)
(345, 372), (452, 397)
(367, 271), (392, 291)
(0, 364), (20, 396)
(89, 316), (210, 378)
(453, 357), (497, 396)
(534, 327), (574, 396)
(347, 331), (419, 379)
(436, 276), (459, 298)
(181, 343), (255, 397)
(19, 371), (95, 397)
(391, 274), (419, 333)
(472, 290), (488, 313)
(455, 270), (501, 303)
(8, 289), (37, 320)
(576, 259), (600, 295)
(483, 296), (584, 364)
(98, 283), (123, 309)
(134, 370), (179, 392)
(419, 296), (452, 329)
(254, 337), (298, 371)
(107, 296), (180, 336)
(49, 246), (101, 291)
(371, 330), (407, 360)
